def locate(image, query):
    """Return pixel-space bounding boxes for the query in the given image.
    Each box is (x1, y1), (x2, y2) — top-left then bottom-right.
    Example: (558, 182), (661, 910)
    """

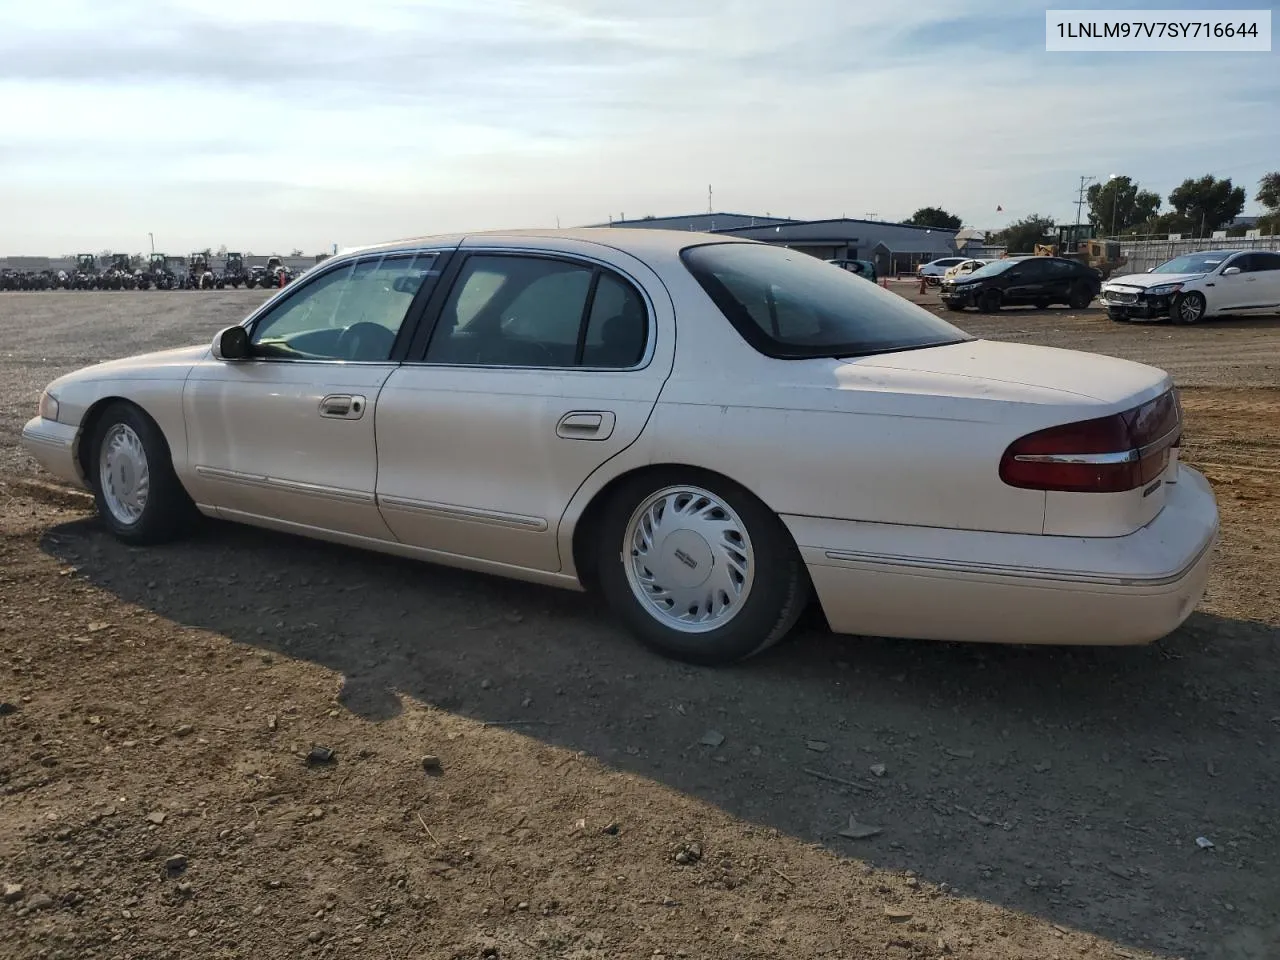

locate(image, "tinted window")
(250, 252), (436, 362)
(682, 243), (970, 359)
(1252, 252), (1280, 271)
(582, 273), (648, 367)
(426, 255), (646, 368)
(1230, 254), (1258, 272)
(1047, 259), (1080, 276)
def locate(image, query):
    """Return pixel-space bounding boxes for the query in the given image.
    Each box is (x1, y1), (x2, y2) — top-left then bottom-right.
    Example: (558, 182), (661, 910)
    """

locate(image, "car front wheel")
(1171, 291), (1206, 324)
(595, 471), (810, 665)
(978, 289), (1001, 312)
(90, 402), (197, 544)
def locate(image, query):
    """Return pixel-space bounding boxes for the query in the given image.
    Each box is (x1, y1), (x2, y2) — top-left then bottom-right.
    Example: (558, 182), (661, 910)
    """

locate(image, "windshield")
(1152, 253), (1230, 274)
(681, 243), (971, 359)
(962, 258), (1021, 280)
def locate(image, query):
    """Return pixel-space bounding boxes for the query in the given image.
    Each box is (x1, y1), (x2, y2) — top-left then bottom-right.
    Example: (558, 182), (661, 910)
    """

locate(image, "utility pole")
(707, 184), (713, 213)
(148, 232), (154, 256)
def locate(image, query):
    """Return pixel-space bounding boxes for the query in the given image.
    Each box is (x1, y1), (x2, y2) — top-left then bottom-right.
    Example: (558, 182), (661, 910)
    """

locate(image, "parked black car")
(940, 256), (1101, 312)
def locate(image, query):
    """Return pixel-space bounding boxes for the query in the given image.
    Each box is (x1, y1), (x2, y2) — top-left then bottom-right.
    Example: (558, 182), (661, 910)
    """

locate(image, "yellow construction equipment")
(1033, 239), (1126, 279)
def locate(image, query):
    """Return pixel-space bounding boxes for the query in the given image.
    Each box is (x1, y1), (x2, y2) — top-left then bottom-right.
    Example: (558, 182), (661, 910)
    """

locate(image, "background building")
(595, 212), (981, 274)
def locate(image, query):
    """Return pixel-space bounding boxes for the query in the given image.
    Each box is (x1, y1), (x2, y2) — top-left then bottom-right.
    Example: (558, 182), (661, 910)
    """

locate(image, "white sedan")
(1101, 249), (1280, 323)
(22, 229), (1219, 665)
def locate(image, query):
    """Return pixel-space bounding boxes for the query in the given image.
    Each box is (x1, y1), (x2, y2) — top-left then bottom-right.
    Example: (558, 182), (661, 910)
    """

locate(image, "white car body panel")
(22, 227), (1219, 649)
(1103, 250), (1280, 318)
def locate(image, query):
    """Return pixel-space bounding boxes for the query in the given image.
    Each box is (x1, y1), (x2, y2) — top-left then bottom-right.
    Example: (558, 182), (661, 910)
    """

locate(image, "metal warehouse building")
(593, 213), (981, 274)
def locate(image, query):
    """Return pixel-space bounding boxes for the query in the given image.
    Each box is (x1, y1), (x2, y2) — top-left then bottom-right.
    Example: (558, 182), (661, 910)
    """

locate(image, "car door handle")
(319, 394), (366, 419)
(557, 411), (615, 440)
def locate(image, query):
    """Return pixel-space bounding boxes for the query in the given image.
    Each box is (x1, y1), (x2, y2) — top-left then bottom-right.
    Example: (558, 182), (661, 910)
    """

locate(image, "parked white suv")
(1101, 249), (1280, 324)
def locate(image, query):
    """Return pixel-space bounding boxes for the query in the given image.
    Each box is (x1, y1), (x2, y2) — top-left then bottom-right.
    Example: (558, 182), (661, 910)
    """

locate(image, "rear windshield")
(681, 243), (971, 359)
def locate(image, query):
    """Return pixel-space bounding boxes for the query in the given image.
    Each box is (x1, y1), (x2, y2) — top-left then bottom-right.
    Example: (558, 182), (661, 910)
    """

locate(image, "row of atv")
(2, 253), (297, 292)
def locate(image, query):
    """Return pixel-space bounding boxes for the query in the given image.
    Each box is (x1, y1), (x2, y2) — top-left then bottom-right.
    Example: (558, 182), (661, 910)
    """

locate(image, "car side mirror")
(1221, 266), (1241, 276)
(1146, 267), (1154, 273)
(212, 325), (251, 361)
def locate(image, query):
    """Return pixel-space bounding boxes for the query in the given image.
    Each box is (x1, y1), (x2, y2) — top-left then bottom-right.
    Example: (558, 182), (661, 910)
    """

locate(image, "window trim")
(232, 246), (454, 366)
(406, 248), (655, 372)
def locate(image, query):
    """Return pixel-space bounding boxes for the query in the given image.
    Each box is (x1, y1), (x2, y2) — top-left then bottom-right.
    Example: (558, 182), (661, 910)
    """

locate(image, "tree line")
(902, 171), (1280, 254)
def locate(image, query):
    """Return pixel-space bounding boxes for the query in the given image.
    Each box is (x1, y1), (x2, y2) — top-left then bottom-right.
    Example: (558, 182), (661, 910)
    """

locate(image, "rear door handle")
(319, 394), (366, 420)
(557, 410), (615, 440)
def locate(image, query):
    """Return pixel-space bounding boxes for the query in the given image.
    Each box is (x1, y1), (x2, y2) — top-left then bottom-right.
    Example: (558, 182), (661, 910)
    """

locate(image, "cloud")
(1, 0), (1276, 253)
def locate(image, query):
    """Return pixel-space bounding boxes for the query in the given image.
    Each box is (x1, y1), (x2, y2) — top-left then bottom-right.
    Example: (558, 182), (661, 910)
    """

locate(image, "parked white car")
(942, 258), (992, 282)
(917, 256), (969, 278)
(1100, 249), (1280, 323)
(23, 229), (1218, 665)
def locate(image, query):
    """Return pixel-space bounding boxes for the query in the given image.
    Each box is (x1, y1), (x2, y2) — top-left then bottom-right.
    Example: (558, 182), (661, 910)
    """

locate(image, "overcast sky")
(2, 0), (1277, 255)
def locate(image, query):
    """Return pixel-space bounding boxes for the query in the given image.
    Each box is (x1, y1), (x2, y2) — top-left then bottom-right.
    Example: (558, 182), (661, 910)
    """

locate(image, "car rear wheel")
(90, 402), (197, 545)
(978, 289), (1001, 313)
(1067, 282), (1093, 309)
(595, 471), (810, 665)
(1171, 291), (1206, 324)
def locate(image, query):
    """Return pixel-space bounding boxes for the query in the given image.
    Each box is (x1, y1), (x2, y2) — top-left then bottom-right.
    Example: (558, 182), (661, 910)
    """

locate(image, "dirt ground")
(1, 290), (1278, 960)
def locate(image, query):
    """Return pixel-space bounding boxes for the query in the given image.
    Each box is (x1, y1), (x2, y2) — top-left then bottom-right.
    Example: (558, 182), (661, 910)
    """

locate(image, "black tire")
(1033, 299), (1050, 310)
(1067, 282), (1093, 310)
(594, 470), (810, 666)
(943, 301), (965, 312)
(978, 289), (1001, 313)
(1171, 291), (1206, 325)
(1107, 308), (1129, 323)
(88, 401), (197, 545)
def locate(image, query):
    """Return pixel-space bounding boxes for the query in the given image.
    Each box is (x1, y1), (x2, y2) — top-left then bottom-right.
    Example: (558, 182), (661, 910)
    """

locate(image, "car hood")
(842, 338), (1170, 407)
(50, 344), (211, 389)
(1103, 272), (1204, 289)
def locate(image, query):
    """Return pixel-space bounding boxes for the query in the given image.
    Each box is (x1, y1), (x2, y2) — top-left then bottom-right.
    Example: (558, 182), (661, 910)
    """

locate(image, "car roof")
(342, 227), (758, 260)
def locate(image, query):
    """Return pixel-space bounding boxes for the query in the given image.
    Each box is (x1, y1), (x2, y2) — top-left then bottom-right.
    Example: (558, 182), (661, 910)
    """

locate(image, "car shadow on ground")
(41, 516), (1280, 960)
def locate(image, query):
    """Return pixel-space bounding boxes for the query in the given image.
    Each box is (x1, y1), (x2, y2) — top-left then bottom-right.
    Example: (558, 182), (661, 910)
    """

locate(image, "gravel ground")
(1, 290), (1278, 960)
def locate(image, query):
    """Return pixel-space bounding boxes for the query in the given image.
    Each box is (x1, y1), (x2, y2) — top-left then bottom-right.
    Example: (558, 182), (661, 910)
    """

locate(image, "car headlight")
(1146, 282), (1183, 296)
(38, 390), (60, 422)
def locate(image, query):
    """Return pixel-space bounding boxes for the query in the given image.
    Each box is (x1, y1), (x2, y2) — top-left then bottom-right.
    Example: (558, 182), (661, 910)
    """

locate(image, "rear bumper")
(785, 465), (1219, 646)
(20, 417), (85, 489)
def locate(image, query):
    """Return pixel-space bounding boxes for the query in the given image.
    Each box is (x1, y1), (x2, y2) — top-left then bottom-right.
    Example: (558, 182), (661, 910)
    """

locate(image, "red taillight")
(1000, 389), (1182, 493)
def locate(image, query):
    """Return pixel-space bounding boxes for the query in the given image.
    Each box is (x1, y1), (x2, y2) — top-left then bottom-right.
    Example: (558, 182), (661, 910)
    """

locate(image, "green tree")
(903, 206), (962, 230)
(1085, 176), (1162, 235)
(1256, 171), (1280, 211)
(1256, 172), (1280, 234)
(1167, 174), (1246, 235)
(992, 214), (1055, 253)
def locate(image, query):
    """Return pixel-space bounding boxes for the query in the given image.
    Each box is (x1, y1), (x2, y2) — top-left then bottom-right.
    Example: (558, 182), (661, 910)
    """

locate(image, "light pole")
(148, 233), (154, 256)
(1108, 174), (1120, 238)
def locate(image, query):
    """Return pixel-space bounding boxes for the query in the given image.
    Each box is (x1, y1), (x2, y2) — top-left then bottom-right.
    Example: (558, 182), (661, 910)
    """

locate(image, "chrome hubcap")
(1179, 296), (1203, 322)
(623, 486), (754, 633)
(98, 423), (150, 525)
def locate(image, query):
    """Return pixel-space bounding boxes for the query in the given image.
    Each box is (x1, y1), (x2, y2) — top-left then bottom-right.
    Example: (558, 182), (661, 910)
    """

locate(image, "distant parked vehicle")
(825, 258), (877, 282)
(943, 258), (992, 282)
(917, 256), (968, 287)
(940, 256), (1100, 312)
(187, 251), (220, 290)
(221, 253), (250, 288)
(1100, 249), (1280, 324)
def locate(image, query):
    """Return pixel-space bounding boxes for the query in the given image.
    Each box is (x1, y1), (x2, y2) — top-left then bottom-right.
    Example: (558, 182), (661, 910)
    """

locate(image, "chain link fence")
(1112, 234), (1280, 276)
